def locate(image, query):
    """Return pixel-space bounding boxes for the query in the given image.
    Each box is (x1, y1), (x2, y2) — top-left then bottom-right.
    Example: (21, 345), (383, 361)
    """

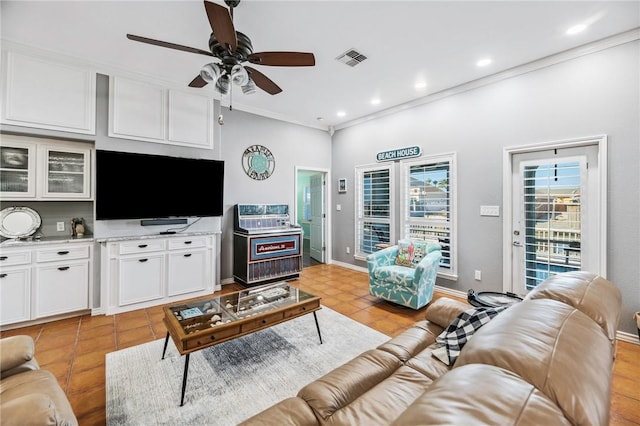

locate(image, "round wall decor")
(242, 145), (275, 180)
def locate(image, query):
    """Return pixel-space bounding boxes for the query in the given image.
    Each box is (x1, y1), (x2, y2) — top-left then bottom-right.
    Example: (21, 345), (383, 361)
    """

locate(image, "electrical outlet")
(480, 205), (500, 217)
(56, 222), (65, 232)
(336, 204), (342, 211)
(474, 270), (482, 281)
(346, 246), (350, 254)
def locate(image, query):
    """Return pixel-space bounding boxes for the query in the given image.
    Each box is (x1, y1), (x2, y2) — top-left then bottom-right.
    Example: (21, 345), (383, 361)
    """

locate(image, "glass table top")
(167, 282), (316, 334)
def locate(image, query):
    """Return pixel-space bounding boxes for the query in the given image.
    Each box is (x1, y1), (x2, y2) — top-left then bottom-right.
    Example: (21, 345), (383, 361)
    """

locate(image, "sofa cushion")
(0, 336), (37, 378)
(455, 298), (614, 426)
(424, 297), (470, 328)
(394, 239), (414, 267)
(377, 321), (442, 362)
(1, 393), (61, 426)
(526, 271), (621, 344)
(0, 370), (78, 426)
(391, 364), (572, 426)
(432, 306), (506, 365)
(238, 396), (318, 426)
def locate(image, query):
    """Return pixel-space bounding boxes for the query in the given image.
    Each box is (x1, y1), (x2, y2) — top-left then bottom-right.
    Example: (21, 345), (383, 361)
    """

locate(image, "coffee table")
(161, 281), (322, 406)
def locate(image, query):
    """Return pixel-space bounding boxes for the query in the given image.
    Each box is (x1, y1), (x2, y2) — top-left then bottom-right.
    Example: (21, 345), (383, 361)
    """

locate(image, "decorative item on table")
(180, 307), (203, 319)
(71, 217), (85, 237)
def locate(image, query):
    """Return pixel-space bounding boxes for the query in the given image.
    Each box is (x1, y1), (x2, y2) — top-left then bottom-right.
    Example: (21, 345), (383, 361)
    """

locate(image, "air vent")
(335, 49), (367, 67)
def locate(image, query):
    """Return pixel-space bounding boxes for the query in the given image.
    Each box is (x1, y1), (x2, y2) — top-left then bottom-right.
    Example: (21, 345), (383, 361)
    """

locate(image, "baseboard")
(330, 260), (368, 273)
(617, 330), (640, 345)
(434, 285), (467, 299)
(220, 277), (235, 285)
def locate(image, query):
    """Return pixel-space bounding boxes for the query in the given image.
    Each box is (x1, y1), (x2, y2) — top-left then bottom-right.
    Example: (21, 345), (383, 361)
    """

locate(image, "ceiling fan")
(126, 0), (315, 96)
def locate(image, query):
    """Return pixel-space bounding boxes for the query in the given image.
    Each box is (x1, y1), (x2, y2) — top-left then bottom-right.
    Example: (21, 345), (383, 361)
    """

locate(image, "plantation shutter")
(400, 154), (456, 275)
(355, 164), (393, 257)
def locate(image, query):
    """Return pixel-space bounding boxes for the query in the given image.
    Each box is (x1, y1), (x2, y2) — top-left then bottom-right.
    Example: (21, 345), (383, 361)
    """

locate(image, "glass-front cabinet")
(0, 140), (36, 197)
(41, 146), (90, 198)
(0, 135), (92, 200)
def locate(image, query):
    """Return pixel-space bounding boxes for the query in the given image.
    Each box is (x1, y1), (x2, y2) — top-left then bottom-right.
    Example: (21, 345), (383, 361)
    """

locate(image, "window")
(400, 153), (457, 278)
(355, 163), (394, 258)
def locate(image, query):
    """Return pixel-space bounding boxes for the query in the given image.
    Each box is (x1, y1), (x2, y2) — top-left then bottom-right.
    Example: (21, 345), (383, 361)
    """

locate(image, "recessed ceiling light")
(337, 111), (346, 117)
(316, 117), (324, 121)
(414, 81), (427, 90)
(476, 58), (492, 67)
(566, 24), (587, 35)
(370, 98), (381, 105)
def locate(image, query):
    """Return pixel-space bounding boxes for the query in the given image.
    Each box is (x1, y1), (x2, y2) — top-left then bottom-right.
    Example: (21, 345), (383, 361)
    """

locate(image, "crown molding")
(334, 27), (640, 132)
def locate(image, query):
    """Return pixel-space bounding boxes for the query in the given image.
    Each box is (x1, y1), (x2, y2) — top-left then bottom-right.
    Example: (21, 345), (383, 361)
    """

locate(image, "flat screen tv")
(95, 150), (224, 220)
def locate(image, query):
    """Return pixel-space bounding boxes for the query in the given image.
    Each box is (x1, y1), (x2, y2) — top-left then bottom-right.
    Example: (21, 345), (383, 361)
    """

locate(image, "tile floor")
(1, 263), (639, 425)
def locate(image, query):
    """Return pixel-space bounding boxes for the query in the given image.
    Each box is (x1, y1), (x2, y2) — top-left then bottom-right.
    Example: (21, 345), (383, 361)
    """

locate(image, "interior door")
(510, 145), (600, 295)
(309, 174), (325, 262)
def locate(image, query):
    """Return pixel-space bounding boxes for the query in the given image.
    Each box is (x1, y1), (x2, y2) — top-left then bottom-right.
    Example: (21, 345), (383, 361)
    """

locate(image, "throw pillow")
(394, 239), (414, 267)
(410, 239), (439, 267)
(432, 306), (507, 366)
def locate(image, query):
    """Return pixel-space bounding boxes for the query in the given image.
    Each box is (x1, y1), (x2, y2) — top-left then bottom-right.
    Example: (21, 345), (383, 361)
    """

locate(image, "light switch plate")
(480, 205), (500, 217)
(56, 222), (65, 231)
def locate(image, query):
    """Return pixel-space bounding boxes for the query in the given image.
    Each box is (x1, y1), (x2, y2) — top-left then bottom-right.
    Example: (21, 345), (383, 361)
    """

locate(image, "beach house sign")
(376, 146), (421, 162)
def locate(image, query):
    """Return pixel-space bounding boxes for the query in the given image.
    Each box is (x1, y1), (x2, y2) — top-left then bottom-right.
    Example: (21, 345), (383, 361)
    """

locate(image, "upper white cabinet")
(109, 76), (214, 149)
(0, 134), (92, 200)
(110, 77), (166, 142)
(1, 51), (96, 135)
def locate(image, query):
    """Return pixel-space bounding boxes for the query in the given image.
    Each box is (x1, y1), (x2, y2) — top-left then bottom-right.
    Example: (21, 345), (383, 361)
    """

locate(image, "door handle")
(512, 241), (523, 247)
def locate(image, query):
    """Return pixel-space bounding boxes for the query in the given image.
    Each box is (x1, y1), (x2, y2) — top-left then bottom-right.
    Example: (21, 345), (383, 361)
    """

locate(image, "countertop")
(0, 235), (95, 247)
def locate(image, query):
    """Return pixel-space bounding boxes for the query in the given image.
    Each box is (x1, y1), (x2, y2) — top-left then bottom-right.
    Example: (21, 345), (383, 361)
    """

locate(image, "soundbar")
(140, 218), (188, 226)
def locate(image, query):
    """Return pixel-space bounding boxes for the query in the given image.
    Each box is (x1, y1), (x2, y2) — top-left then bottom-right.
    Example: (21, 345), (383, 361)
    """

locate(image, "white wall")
(219, 109), (331, 281)
(331, 41), (640, 334)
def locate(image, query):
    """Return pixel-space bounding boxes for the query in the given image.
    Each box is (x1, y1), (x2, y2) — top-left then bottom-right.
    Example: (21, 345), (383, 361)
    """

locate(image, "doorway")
(295, 168), (328, 267)
(503, 136), (607, 295)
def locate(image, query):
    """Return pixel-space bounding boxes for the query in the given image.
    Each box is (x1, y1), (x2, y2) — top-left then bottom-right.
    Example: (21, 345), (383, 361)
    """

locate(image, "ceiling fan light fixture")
(241, 78), (257, 95)
(216, 75), (230, 95)
(231, 64), (249, 86)
(200, 63), (222, 83)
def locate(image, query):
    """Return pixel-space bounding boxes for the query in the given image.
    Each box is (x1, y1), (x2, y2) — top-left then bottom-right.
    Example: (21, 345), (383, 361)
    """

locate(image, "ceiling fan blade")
(127, 34), (213, 57)
(245, 67), (282, 95)
(248, 52), (315, 67)
(204, 1), (237, 52)
(188, 75), (208, 88)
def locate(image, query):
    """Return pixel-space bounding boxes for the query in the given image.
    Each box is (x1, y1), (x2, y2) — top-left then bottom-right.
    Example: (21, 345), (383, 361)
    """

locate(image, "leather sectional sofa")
(241, 271), (622, 425)
(0, 335), (78, 425)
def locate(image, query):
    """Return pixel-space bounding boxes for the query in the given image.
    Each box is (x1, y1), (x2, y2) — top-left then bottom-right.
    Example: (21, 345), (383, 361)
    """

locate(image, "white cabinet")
(167, 237), (209, 296)
(101, 234), (216, 314)
(0, 241), (92, 326)
(35, 260), (89, 318)
(0, 134), (92, 200)
(0, 139), (36, 197)
(1, 50), (96, 134)
(119, 254), (165, 306)
(109, 76), (214, 149)
(0, 267), (31, 325)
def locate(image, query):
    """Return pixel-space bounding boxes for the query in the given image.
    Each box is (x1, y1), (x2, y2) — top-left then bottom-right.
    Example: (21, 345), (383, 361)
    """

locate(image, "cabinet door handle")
(183, 253), (192, 257)
(138, 244), (148, 248)
(184, 241), (192, 245)
(0, 273), (6, 278)
(138, 258), (148, 263)
(57, 251), (70, 255)
(0, 256), (7, 261)
(58, 266), (70, 271)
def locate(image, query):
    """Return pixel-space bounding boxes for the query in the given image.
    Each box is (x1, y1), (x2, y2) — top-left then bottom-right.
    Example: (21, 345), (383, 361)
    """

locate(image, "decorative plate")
(0, 206), (42, 238)
(242, 145), (275, 180)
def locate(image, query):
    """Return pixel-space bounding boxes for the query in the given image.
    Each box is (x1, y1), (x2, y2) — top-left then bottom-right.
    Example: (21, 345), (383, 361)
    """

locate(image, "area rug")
(106, 306), (389, 425)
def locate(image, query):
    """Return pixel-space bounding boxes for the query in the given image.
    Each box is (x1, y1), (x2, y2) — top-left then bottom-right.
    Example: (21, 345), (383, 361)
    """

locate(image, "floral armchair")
(366, 239), (442, 310)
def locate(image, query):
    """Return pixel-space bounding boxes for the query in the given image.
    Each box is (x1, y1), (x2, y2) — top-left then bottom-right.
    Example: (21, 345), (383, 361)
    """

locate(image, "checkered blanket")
(433, 306), (507, 365)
